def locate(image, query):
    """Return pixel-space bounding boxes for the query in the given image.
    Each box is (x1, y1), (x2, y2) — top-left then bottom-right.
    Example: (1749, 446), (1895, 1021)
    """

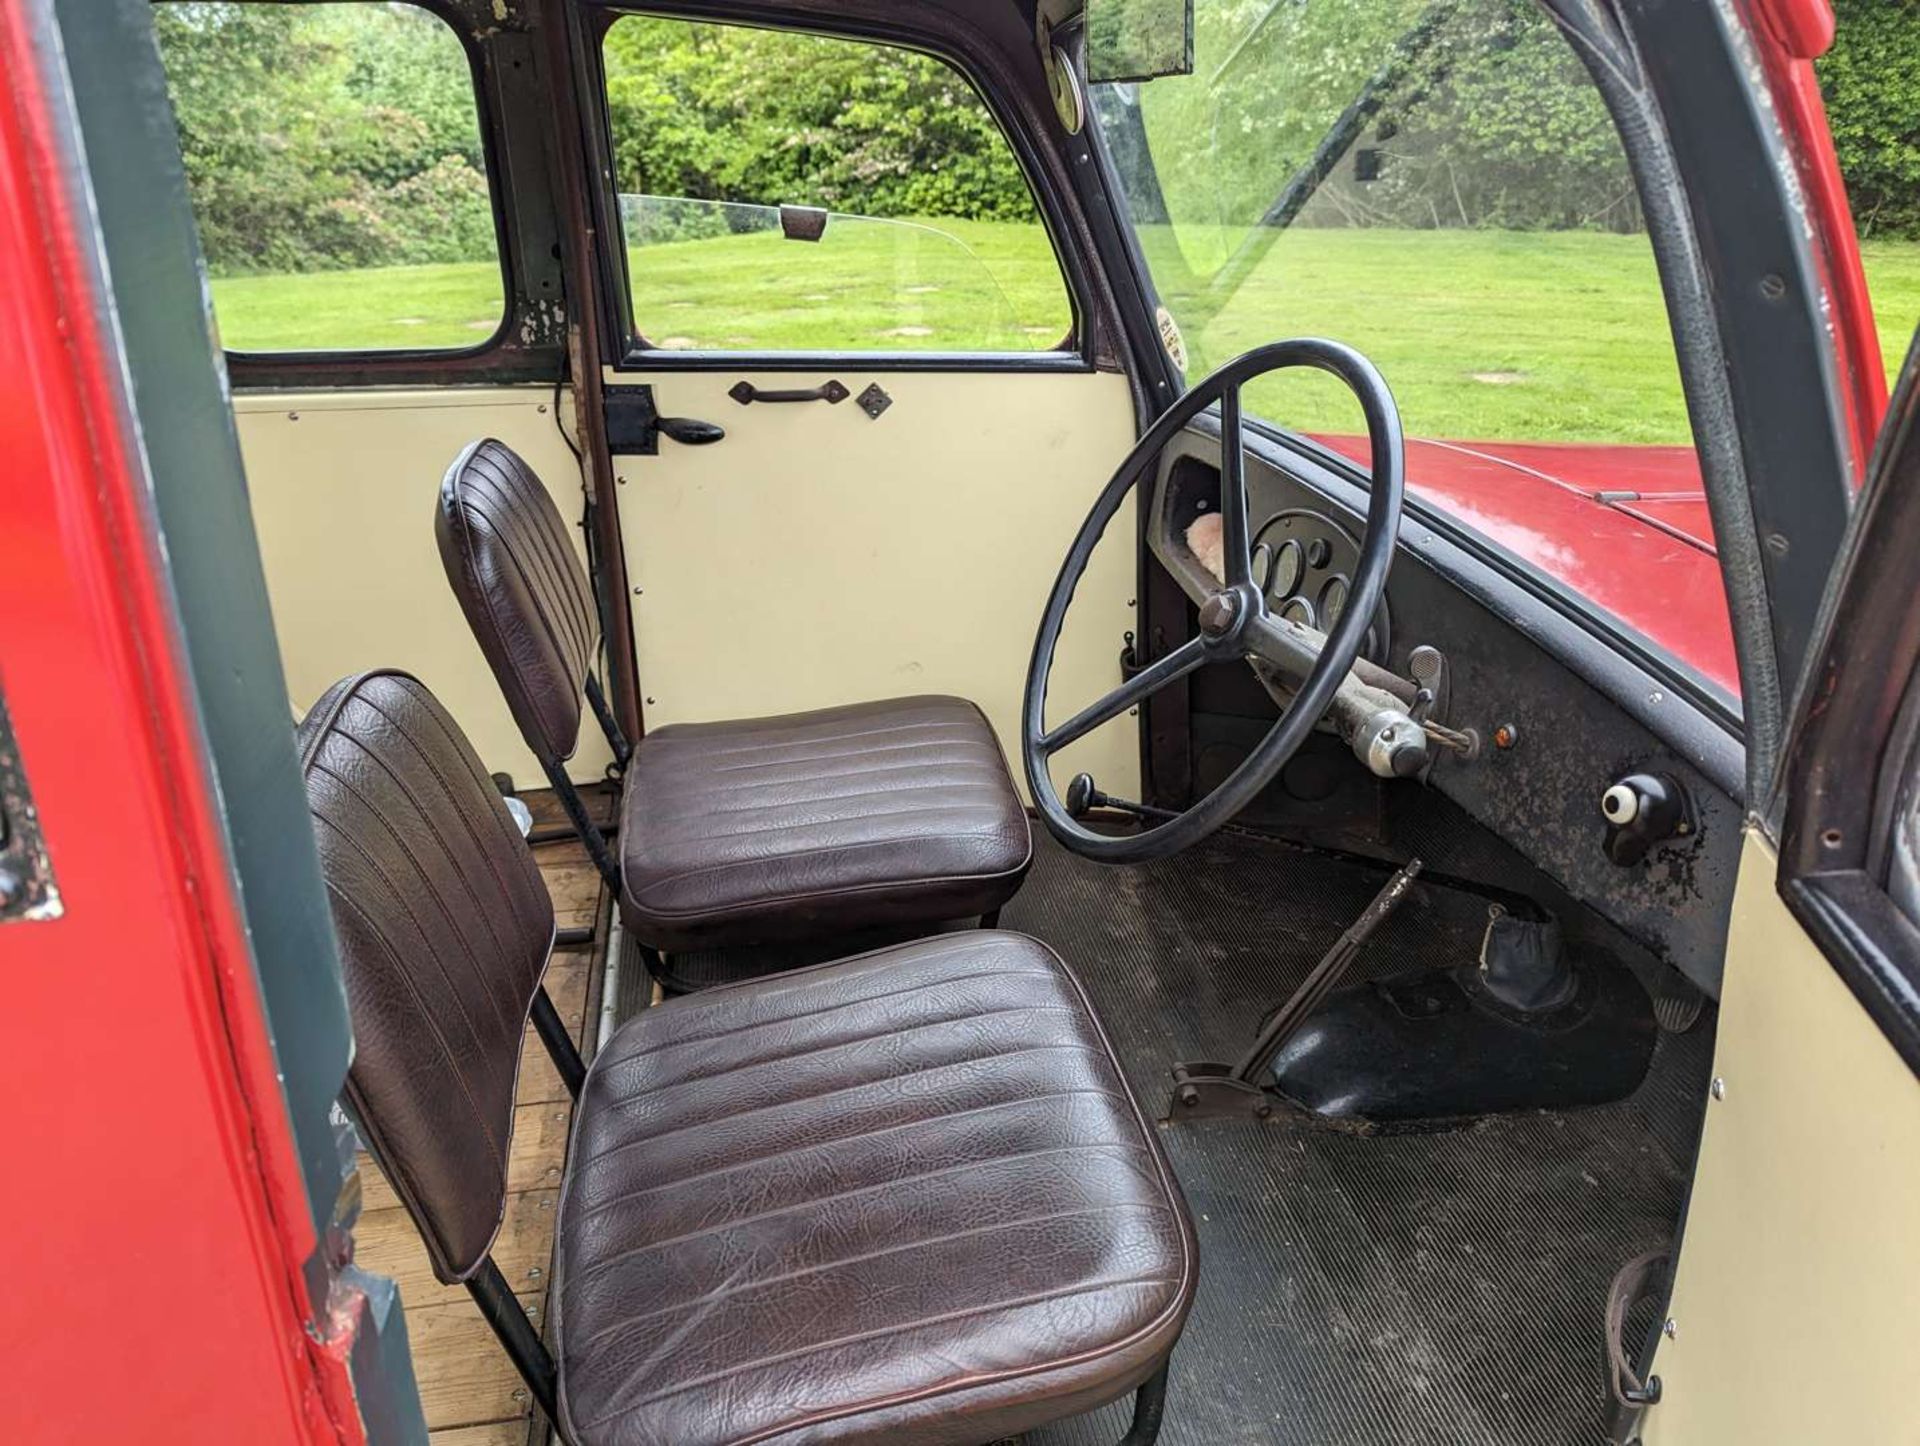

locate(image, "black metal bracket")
(1167, 859), (1423, 1123)
(855, 382), (892, 418)
(0, 691), (59, 923)
(530, 984), (586, 1099)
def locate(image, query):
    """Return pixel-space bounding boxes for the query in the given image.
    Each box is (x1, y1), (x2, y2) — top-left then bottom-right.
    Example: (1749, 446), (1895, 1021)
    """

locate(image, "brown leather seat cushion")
(554, 931), (1194, 1446)
(618, 695), (1032, 951)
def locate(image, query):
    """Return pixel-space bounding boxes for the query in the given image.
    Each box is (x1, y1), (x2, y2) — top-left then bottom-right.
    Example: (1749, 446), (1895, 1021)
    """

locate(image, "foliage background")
(156, 0), (1920, 277)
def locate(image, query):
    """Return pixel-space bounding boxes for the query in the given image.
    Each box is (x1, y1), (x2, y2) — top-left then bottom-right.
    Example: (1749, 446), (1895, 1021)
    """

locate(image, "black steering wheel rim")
(1022, 338), (1406, 864)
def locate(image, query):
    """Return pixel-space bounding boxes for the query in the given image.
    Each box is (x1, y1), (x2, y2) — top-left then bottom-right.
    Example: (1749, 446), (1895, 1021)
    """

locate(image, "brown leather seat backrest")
(297, 670), (555, 1283)
(436, 438), (598, 766)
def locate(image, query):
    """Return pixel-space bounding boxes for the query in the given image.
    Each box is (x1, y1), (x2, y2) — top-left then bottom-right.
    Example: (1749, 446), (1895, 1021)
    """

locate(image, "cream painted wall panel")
(1642, 828), (1920, 1446)
(616, 369), (1140, 799)
(233, 387), (614, 785)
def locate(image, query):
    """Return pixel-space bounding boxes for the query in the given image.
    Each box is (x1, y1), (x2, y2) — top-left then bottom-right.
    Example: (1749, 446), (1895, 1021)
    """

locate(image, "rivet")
(1759, 273), (1787, 301)
(1492, 722), (1518, 750)
(528, 1265), (543, 1279)
(645, 696), (657, 705)
(511, 1389), (530, 1404)
(632, 586), (643, 595)
(1710, 1077), (1726, 1101)
(1765, 532), (1789, 557)
(1663, 1317), (1679, 1340)
(287, 411), (300, 421)
(537, 403), (548, 414)
(1649, 690), (1664, 704)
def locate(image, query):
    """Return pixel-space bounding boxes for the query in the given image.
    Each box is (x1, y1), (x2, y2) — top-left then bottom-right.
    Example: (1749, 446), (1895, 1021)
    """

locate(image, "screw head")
(1492, 722), (1518, 750)
(1663, 1317), (1678, 1340)
(1710, 1077), (1727, 1101)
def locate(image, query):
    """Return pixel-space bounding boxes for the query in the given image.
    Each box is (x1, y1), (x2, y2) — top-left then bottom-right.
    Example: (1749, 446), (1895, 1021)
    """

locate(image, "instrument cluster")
(1251, 507), (1390, 661)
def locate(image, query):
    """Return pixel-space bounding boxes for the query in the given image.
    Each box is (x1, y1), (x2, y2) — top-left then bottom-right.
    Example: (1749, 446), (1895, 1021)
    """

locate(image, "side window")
(1091, 1), (1735, 698)
(154, 3), (505, 354)
(599, 17), (1073, 355)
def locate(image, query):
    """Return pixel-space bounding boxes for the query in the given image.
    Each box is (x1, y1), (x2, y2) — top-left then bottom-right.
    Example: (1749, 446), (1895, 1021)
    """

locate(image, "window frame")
(1780, 332), (1920, 1082)
(157, 0), (567, 388)
(583, 5), (1097, 374)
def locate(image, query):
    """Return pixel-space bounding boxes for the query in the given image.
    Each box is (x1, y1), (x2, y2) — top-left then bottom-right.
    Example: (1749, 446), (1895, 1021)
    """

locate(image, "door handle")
(727, 379), (850, 406)
(657, 415), (725, 445)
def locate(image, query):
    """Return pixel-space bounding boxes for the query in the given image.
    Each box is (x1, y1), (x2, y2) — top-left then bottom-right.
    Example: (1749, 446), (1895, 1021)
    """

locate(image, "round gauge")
(1250, 542), (1272, 591)
(1279, 595), (1318, 628)
(1269, 539), (1305, 599)
(1319, 575), (1350, 630)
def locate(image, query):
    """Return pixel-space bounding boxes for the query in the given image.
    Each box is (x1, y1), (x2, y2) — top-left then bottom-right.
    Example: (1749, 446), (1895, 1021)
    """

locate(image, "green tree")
(1819, 0), (1920, 239)
(601, 17), (1041, 221)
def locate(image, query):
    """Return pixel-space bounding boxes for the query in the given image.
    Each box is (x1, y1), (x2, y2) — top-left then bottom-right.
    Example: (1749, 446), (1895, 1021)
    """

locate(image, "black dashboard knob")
(1601, 772), (1689, 866)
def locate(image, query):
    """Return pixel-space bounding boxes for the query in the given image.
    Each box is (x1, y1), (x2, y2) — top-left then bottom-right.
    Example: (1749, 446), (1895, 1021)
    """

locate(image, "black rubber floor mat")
(1005, 830), (1711, 1446)
(615, 828), (1711, 1445)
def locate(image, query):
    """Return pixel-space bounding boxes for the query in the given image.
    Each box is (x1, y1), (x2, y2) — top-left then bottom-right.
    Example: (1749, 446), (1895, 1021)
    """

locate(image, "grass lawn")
(210, 223), (1920, 446)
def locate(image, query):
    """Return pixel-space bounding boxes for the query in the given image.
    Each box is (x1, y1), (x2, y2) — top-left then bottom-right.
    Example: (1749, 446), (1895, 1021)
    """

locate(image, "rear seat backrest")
(435, 437), (600, 767)
(297, 669), (555, 1282)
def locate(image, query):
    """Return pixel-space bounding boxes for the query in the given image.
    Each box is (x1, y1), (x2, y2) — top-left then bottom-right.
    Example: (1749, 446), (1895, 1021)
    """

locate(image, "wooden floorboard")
(347, 799), (602, 1446)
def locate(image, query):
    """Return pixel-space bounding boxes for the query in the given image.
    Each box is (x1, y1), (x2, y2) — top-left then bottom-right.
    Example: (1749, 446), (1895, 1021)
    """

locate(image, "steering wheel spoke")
(1218, 383), (1252, 589)
(1039, 635), (1209, 756)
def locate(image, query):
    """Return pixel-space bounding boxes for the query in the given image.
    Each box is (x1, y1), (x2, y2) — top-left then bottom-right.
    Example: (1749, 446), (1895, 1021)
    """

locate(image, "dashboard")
(1143, 425), (1744, 997)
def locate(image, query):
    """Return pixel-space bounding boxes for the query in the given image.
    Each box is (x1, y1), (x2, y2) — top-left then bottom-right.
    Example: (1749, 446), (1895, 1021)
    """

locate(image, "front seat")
(435, 438), (1032, 964)
(298, 669), (1195, 1446)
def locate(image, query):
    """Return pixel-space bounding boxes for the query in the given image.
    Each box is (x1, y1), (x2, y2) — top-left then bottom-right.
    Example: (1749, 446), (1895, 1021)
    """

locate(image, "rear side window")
(154, 3), (505, 354)
(599, 16), (1073, 355)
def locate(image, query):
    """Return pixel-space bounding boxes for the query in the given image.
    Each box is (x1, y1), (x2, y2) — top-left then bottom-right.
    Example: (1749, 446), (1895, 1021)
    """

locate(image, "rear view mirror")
(1084, 0), (1194, 83)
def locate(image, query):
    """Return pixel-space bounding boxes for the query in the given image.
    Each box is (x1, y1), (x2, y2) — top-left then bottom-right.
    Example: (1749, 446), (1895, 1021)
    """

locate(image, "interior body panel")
(1643, 830), (1920, 1445)
(234, 386), (615, 784)
(612, 367), (1142, 798)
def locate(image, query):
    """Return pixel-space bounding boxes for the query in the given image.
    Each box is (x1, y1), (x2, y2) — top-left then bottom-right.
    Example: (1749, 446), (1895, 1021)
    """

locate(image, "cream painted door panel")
(616, 369), (1140, 798)
(233, 387), (614, 785)
(1641, 828), (1920, 1446)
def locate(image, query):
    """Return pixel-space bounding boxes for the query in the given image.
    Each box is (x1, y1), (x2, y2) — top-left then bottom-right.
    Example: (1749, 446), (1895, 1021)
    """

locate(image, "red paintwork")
(0, 8), (365, 1443)
(1751, 0), (1835, 59)
(1743, 0), (1887, 472)
(1313, 434), (1740, 694)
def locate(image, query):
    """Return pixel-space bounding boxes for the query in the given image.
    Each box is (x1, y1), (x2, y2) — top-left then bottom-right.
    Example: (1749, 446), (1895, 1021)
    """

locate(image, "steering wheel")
(1022, 338), (1405, 863)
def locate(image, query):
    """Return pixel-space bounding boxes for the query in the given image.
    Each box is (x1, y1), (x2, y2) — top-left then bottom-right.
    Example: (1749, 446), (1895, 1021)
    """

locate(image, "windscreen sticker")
(1157, 305), (1188, 373)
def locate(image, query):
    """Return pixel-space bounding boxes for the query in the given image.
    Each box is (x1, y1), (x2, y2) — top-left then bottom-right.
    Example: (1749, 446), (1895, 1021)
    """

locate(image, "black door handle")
(657, 415), (725, 445)
(727, 379), (849, 406)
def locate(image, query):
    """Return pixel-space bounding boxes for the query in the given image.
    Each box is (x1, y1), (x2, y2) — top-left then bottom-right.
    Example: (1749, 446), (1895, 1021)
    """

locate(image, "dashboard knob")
(1600, 772), (1689, 866)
